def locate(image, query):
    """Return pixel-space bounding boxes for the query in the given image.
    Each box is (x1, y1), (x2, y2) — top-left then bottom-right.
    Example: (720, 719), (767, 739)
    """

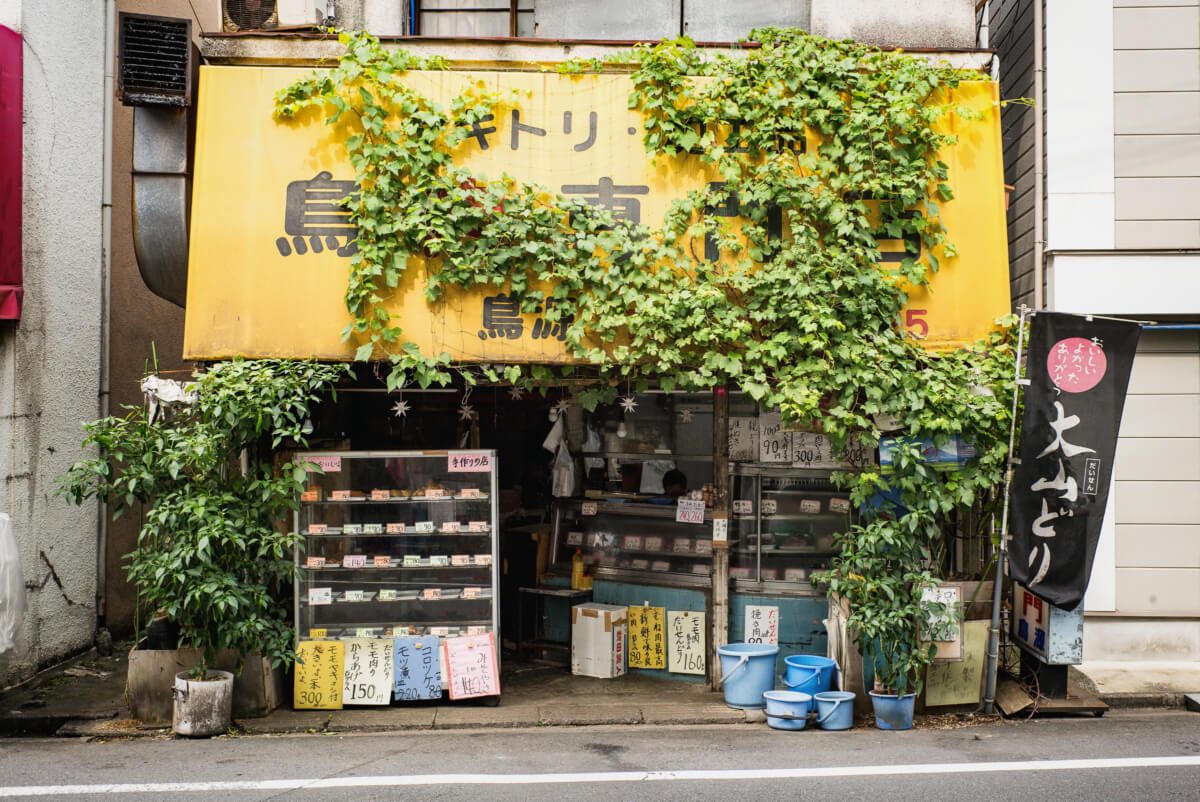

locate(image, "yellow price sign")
(294, 640), (344, 710)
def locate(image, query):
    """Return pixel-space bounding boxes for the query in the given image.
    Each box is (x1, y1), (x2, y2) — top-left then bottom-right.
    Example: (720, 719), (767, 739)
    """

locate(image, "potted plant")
(820, 440), (960, 731)
(59, 358), (346, 736)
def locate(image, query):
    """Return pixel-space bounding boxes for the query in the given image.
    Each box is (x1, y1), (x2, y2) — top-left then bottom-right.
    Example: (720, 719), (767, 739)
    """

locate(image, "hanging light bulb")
(301, 418), (314, 435)
(617, 421), (628, 438)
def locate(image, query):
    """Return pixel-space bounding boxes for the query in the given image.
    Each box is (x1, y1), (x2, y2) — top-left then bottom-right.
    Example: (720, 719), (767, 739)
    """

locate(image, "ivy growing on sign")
(275, 29), (1019, 694)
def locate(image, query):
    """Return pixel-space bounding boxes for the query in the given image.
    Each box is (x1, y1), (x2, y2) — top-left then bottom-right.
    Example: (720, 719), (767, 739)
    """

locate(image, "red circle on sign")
(1046, 337), (1107, 393)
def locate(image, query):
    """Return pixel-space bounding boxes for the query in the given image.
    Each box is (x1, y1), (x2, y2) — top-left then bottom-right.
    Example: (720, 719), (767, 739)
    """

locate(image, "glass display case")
(730, 465), (852, 595)
(550, 499), (714, 588)
(294, 450), (499, 643)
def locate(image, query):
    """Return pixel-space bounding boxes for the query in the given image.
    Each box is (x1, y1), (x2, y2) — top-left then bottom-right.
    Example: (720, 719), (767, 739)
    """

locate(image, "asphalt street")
(0, 710), (1197, 800)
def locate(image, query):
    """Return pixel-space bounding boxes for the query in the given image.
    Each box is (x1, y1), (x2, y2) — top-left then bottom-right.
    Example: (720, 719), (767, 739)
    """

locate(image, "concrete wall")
(810, 0), (976, 50)
(0, 0), (104, 685)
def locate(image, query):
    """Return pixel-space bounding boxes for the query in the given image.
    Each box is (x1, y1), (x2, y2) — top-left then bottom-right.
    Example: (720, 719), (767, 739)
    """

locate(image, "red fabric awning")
(0, 25), (22, 321)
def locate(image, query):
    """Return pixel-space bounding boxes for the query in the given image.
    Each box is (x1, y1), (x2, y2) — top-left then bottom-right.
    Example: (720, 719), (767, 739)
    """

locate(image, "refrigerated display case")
(549, 499), (714, 588)
(294, 451), (500, 643)
(729, 465), (852, 595)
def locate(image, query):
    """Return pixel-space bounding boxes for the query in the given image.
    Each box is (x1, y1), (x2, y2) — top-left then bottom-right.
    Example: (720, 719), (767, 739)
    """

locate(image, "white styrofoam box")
(571, 603), (627, 679)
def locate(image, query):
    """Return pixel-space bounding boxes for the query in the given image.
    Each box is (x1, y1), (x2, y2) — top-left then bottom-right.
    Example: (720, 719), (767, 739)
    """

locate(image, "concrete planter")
(127, 646), (284, 725)
(172, 669), (234, 737)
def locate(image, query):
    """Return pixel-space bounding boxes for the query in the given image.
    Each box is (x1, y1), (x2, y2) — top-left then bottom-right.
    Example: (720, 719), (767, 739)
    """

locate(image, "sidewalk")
(3, 645), (1196, 739)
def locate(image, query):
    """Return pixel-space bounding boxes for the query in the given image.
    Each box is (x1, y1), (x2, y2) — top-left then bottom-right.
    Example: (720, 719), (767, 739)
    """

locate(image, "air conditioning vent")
(117, 13), (193, 107)
(224, 0), (279, 32)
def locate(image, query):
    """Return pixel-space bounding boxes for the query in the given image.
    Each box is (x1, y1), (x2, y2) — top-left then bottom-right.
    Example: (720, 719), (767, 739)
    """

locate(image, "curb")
(1095, 692), (1188, 710)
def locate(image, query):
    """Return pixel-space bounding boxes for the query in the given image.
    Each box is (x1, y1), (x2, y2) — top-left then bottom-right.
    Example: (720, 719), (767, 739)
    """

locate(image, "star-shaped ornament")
(553, 398), (570, 416)
(391, 399), (411, 418)
(458, 404), (477, 422)
(678, 409), (693, 424)
(619, 395), (638, 414)
(508, 386), (524, 401)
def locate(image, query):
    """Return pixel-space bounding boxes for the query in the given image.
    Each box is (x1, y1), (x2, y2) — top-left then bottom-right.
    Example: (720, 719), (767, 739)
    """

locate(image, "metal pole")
(983, 306), (1030, 714)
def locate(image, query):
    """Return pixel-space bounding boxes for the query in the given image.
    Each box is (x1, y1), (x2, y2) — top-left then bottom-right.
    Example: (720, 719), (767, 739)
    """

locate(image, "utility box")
(571, 603), (627, 679)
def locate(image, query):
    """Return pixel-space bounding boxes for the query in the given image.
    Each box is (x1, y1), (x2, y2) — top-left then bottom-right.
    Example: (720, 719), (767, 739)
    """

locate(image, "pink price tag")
(331, 490), (352, 501)
(644, 536), (664, 552)
(468, 521), (488, 533)
(371, 489), (391, 501)
(425, 488), (448, 499)
(443, 521), (462, 533)
(448, 452), (493, 472)
(343, 555), (367, 568)
(733, 500), (753, 515)
(307, 524), (327, 535)
(303, 455), (341, 473)
(623, 535), (643, 551)
(467, 625), (488, 635)
(800, 499), (821, 514)
(463, 587), (482, 599)
(761, 499), (778, 515)
(459, 488), (483, 498)
(451, 554), (471, 566)
(373, 556), (391, 568)
(305, 556), (326, 568)
(386, 523), (404, 534)
(474, 554), (492, 566)
(830, 498), (851, 514)
(422, 588), (442, 601)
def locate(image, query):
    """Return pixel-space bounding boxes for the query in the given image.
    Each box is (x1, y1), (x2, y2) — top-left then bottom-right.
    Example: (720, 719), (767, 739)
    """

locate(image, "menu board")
(444, 633), (500, 699)
(294, 640), (344, 710)
(627, 605), (667, 669)
(393, 637), (442, 701)
(342, 638), (394, 705)
(758, 412), (790, 463)
(728, 416), (759, 462)
(668, 611), (706, 675)
(745, 605), (779, 646)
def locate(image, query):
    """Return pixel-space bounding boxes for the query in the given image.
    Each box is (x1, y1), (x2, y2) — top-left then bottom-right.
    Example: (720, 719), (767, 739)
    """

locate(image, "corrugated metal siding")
(1113, 331), (1200, 614)
(992, 0), (1039, 309)
(1113, 0), (1200, 248)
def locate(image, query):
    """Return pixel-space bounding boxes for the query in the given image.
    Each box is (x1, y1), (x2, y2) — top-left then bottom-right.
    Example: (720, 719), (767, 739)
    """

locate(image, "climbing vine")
(275, 29), (1019, 693)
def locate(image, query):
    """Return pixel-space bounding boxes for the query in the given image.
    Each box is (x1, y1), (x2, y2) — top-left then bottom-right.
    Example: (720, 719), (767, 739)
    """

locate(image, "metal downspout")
(97, 0), (115, 637)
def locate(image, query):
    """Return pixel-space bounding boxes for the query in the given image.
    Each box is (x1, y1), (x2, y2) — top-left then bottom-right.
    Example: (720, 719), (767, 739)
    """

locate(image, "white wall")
(0, 0), (103, 685)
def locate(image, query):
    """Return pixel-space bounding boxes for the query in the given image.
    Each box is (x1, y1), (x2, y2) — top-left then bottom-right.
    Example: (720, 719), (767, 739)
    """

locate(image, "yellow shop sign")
(183, 66), (1010, 362)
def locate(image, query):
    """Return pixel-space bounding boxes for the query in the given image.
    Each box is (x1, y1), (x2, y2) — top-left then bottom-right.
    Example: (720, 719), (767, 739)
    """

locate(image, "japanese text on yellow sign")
(294, 640), (344, 710)
(627, 605), (666, 669)
(185, 68), (1009, 362)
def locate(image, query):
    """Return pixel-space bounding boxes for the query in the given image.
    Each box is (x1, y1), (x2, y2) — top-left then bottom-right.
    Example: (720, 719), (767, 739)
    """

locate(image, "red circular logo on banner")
(1046, 337), (1107, 393)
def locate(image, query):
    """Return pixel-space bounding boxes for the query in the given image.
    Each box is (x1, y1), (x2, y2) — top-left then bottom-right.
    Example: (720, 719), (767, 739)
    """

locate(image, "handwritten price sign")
(444, 633), (500, 699)
(675, 498), (706, 524)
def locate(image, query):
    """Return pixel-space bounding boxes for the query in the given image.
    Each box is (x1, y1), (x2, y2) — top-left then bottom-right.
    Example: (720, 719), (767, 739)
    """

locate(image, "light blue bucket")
(814, 691), (856, 731)
(717, 642), (780, 709)
(763, 690), (812, 730)
(869, 691), (916, 730)
(782, 654), (837, 695)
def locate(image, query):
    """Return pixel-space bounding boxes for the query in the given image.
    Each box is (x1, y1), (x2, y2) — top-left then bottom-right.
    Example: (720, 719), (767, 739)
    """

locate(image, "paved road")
(1, 710), (1197, 800)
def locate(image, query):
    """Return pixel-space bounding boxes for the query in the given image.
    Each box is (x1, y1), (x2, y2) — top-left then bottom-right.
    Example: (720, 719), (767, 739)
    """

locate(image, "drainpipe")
(1033, 0), (1045, 309)
(96, 0), (116, 639)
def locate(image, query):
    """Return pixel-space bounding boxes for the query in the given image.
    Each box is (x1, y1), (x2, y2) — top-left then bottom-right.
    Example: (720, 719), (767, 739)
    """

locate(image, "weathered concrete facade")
(0, 0), (104, 685)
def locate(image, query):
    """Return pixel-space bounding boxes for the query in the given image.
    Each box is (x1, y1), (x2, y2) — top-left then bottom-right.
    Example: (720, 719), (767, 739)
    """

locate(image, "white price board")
(342, 638), (394, 705)
(676, 498), (706, 524)
(308, 587), (332, 606)
(745, 605), (779, 645)
(758, 412), (791, 463)
(668, 611), (706, 675)
(728, 416), (759, 462)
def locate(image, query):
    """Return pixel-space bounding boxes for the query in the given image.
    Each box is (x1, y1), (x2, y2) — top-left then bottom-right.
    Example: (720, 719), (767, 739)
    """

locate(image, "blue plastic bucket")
(763, 690), (812, 730)
(814, 691), (856, 731)
(869, 691), (916, 730)
(782, 654), (837, 695)
(717, 642), (780, 709)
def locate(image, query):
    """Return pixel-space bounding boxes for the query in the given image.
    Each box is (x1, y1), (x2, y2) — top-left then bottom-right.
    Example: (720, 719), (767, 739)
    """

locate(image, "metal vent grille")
(117, 13), (193, 107)
(223, 0), (279, 31)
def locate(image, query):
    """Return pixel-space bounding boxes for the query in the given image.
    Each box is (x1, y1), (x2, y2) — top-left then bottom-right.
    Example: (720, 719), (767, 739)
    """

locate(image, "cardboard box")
(571, 603), (628, 679)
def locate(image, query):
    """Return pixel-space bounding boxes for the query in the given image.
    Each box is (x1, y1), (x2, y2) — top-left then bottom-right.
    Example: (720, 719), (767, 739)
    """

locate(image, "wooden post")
(509, 0), (518, 37)
(710, 386), (730, 689)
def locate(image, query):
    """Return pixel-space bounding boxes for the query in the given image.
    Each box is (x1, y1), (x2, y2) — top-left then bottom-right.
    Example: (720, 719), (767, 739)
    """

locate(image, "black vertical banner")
(1008, 312), (1141, 609)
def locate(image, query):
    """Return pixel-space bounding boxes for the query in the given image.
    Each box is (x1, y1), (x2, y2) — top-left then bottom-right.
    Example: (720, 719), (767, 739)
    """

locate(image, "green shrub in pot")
(59, 358), (347, 679)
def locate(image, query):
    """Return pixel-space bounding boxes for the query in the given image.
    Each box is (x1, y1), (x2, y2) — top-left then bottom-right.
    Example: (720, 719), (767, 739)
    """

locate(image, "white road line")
(2, 756), (1199, 796)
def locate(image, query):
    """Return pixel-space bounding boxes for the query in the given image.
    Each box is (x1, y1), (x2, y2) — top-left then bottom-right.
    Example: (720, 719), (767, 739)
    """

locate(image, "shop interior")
(296, 380), (851, 698)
